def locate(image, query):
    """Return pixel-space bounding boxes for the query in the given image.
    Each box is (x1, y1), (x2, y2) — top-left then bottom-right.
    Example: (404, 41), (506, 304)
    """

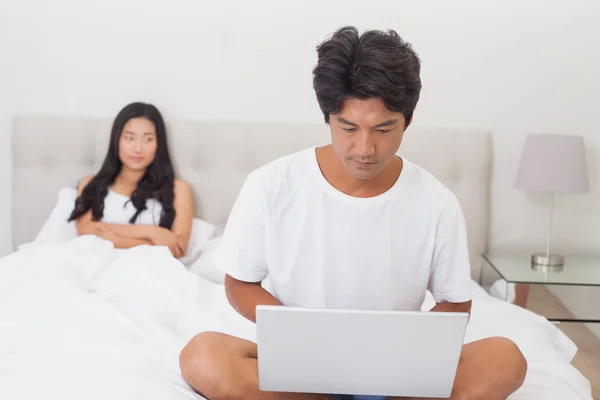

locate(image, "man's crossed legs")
(179, 331), (527, 400)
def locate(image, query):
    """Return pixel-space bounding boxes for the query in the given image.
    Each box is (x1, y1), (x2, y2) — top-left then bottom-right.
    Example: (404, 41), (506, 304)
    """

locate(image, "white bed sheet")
(0, 236), (592, 400)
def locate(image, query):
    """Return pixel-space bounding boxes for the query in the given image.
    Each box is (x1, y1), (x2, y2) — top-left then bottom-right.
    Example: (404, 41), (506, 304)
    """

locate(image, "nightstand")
(481, 254), (600, 323)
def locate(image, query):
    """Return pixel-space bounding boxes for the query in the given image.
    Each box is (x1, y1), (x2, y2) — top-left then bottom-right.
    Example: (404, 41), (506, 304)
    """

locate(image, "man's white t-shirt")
(213, 146), (472, 311)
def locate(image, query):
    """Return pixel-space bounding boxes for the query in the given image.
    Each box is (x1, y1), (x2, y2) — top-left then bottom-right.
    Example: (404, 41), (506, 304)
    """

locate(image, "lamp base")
(531, 253), (565, 267)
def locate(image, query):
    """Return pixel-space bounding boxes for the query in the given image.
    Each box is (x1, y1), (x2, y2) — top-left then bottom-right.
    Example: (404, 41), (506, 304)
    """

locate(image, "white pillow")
(32, 187), (79, 245)
(188, 236), (225, 283)
(178, 218), (217, 266)
(488, 279), (516, 303)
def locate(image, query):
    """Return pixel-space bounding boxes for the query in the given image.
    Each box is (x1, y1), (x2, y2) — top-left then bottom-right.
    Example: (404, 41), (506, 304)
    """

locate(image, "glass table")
(481, 254), (600, 323)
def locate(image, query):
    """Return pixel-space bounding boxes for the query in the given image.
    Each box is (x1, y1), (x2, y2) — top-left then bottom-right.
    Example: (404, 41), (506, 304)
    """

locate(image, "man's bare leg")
(390, 336), (528, 400)
(180, 331), (334, 400)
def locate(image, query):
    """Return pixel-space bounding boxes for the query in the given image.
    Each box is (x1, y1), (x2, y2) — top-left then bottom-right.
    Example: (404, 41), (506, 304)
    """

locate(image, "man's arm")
(224, 275), (282, 323)
(430, 300), (472, 315)
(428, 197), (474, 310)
(213, 170), (274, 321)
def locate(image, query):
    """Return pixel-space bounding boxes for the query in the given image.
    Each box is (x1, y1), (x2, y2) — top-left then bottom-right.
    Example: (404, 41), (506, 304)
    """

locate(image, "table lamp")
(515, 133), (589, 267)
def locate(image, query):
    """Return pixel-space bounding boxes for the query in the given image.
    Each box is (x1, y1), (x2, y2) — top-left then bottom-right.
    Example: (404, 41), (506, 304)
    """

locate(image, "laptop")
(256, 305), (469, 398)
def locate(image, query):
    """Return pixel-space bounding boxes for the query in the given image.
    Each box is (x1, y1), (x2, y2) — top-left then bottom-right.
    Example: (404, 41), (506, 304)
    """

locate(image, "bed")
(2, 114), (593, 399)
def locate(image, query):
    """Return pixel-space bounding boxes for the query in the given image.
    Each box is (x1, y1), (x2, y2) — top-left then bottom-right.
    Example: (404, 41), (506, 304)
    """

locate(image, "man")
(179, 26), (527, 400)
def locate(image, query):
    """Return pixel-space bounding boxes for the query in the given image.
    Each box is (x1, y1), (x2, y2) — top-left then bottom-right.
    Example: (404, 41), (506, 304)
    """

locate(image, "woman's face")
(118, 117), (158, 171)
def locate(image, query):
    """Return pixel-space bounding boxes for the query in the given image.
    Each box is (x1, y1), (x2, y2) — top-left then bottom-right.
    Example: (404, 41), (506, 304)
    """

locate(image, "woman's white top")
(101, 189), (163, 225)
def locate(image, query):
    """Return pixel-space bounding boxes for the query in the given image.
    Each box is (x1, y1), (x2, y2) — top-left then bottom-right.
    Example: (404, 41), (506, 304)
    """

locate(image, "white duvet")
(0, 236), (592, 400)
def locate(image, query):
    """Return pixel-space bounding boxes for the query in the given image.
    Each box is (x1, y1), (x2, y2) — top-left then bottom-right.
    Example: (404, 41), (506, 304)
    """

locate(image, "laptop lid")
(256, 305), (468, 398)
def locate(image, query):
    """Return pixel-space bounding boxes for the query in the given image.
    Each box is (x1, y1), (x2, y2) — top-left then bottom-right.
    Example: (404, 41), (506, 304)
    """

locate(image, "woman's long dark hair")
(68, 102), (176, 229)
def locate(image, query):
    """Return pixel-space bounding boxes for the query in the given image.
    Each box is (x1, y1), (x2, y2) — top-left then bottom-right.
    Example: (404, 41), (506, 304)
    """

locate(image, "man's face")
(329, 97), (408, 180)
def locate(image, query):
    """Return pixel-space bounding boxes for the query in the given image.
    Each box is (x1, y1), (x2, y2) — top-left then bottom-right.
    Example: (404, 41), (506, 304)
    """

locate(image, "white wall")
(1, 0), (599, 331)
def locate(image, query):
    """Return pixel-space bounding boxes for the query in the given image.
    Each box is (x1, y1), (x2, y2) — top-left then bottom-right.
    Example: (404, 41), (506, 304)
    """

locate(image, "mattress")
(0, 236), (592, 399)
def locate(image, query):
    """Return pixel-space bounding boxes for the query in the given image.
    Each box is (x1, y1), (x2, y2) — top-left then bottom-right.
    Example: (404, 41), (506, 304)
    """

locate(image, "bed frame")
(11, 114), (492, 281)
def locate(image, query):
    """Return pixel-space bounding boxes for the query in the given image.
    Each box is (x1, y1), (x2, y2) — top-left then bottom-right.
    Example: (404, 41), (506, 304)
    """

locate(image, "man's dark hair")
(312, 26), (422, 126)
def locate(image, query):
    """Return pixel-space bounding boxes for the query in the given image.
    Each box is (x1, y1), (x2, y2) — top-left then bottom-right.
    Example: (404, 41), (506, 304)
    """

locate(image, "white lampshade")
(515, 133), (589, 193)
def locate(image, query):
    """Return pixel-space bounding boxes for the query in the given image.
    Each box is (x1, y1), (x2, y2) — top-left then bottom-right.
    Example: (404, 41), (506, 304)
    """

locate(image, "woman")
(68, 102), (193, 258)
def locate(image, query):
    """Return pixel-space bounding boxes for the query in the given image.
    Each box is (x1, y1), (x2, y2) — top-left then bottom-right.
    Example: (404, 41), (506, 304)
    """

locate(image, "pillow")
(178, 218), (217, 267)
(32, 187), (78, 246)
(187, 236), (225, 283)
(488, 279), (516, 303)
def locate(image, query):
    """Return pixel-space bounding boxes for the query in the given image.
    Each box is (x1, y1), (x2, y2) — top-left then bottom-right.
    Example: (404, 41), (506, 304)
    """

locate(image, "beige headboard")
(11, 114), (492, 280)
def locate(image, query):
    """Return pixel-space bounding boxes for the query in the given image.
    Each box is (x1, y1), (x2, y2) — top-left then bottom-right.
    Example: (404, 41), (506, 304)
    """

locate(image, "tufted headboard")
(11, 114), (492, 280)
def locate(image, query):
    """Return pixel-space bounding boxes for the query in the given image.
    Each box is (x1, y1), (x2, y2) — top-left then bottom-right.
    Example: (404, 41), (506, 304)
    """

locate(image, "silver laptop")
(256, 305), (468, 398)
